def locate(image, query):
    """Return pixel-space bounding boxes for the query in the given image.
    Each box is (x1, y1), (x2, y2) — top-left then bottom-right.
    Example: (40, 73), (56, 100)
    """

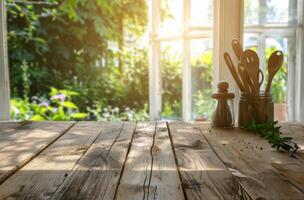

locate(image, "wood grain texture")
(148, 122), (185, 200)
(0, 121), (31, 146)
(280, 122), (304, 160)
(51, 121), (136, 200)
(0, 121), (75, 184)
(0, 121), (24, 135)
(0, 121), (104, 199)
(198, 122), (304, 200)
(168, 122), (242, 200)
(115, 122), (155, 200)
(116, 122), (184, 200)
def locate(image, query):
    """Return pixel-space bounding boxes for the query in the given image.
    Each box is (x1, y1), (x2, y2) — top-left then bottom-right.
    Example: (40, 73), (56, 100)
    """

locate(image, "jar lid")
(211, 81), (235, 99)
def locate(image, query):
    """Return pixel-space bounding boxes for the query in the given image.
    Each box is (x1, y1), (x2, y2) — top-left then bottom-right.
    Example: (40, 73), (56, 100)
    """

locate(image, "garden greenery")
(7, 0), (287, 121)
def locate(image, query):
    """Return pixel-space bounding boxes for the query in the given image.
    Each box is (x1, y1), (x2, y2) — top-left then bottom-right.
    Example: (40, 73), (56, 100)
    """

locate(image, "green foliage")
(87, 104), (149, 121)
(7, 0), (147, 97)
(161, 46), (183, 118)
(60, 47), (150, 112)
(7, 0), (151, 120)
(245, 121), (299, 156)
(160, 47), (214, 120)
(193, 89), (213, 119)
(8, 0), (287, 122)
(11, 87), (88, 121)
(191, 50), (213, 120)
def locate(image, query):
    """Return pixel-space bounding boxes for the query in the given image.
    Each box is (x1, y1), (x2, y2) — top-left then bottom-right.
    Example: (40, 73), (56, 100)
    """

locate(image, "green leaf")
(62, 101), (78, 109)
(71, 113), (87, 119)
(31, 115), (46, 121)
(244, 120), (299, 155)
(50, 87), (58, 96)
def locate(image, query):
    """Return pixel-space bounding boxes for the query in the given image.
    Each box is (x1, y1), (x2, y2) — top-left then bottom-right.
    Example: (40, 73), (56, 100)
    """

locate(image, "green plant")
(191, 50), (213, 120)
(193, 89), (213, 120)
(244, 121), (299, 156)
(87, 103), (149, 121)
(161, 46), (183, 118)
(11, 87), (87, 121)
(7, 0), (147, 98)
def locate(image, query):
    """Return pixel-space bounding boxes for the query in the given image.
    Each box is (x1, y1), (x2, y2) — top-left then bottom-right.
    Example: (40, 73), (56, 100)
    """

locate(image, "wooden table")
(0, 121), (303, 200)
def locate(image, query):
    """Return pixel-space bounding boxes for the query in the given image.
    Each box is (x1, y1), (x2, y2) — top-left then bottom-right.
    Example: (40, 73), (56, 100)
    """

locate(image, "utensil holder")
(238, 92), (274, 127)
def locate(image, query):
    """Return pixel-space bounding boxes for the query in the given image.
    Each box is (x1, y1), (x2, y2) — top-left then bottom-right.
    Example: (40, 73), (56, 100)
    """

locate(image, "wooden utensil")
(258, 69), (264, 92)
(266, 50), (284, 92)
(241, 49), (260, 95)
(232, 39), (243, 60)
(238, 64), (252, 94)
(224, 52), (245, 92)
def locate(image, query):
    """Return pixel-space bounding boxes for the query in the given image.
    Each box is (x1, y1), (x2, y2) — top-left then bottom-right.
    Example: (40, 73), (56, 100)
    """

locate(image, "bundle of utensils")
(224, 39), (284, 95)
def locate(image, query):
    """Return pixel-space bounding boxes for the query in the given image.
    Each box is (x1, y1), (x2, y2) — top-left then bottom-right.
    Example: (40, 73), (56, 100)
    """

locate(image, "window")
(149, 0), (213, 121)
(244, 0), (303, 121)
(1, 0), (303, 121)
(149, 0), (304, 122)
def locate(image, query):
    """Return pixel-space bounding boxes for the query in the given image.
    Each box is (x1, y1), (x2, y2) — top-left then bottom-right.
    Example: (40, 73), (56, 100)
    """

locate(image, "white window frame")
(149, 0), (304, 122)
(243, 0), (304, 121)
(149, 0), (243, 121)
(294, 0), (304, 121)
(0, 0), (10, 121)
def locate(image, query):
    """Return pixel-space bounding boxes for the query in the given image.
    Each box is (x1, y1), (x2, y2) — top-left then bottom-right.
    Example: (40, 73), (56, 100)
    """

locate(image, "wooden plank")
(168, 122), (243, 200)
(114, 122), (155, 200)
(116, 122), (185, 200)
(280, 122), (304, 160)
(0, 121), (75, 184)
(198, 122), (304, 199)
(51, 121), (136, 200)
(0, 121), (104, 199)
(148, 122), (185, 200)
(0, 121), (25, 134)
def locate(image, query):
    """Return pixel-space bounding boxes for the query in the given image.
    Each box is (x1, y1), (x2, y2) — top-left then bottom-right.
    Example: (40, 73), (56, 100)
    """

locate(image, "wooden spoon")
(266, 50), (284, 92)
(241, 49), (260, 95)
(232, 39), (243, 60)
(224, 52), (245, 92)
(238, 64), (252, 94)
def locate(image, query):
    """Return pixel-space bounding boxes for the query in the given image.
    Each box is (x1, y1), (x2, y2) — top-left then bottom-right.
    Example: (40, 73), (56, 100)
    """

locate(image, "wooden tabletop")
(0, 121), (303, 200)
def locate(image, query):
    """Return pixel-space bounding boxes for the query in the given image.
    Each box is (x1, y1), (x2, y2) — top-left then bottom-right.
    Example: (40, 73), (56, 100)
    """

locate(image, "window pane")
(244, 0), (260, 25)
(244, 0), (298, 25)
(266, 0), (296, 24)
(265, 36), (292, 121)
(244, 34), (296, 121)
(159, 0), (183, 37)
(190, 0), (213, 27)
(190, 38), (213, 121)
(244, 0), (299, 121)
(160, 40), (183, 119)
(244, 33), (259, 49)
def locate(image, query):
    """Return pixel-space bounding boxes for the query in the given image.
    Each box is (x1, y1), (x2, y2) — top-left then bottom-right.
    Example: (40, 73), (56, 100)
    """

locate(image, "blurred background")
(6, 0), (296, 121)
